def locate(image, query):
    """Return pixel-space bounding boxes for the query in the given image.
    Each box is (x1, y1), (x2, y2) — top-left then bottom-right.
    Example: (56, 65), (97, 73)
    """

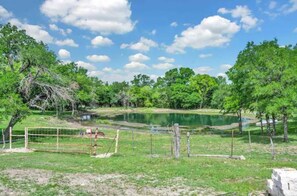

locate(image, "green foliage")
(190, 74), (218, 108)
(227, 40), (297, 140)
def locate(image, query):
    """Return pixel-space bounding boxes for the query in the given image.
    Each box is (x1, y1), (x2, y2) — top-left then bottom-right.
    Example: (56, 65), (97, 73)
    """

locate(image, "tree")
(131, 74), (154, 87)
(227, 40), (297, 140)
(0, 23), (74, 137)
(211, 76), (231, 109)
(190, 74), (218, 108)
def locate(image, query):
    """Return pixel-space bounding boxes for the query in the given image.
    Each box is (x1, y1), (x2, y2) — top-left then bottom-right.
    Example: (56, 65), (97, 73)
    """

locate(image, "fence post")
(9, 127), (12, 149)
(173, 123), (180, 159)
(132, 129), (135, 152)
(25, 127), (28, 149)
(115, 129), (120, 153)
(150, 133), (153, 157)
(187, 132), (190, 157)
(270, 136), (275, 160)
(248, 129), (252, 152)
(2, 129), (5, 149)
(230, 130), (234, 157)
(56, 128), (59, 151)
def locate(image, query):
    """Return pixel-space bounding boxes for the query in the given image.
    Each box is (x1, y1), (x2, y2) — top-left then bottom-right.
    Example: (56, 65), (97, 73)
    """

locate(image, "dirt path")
(0, 168), (224, 196)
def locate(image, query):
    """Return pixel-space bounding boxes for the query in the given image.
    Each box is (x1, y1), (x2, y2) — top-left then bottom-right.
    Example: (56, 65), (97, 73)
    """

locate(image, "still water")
(97, 113), (245, 127)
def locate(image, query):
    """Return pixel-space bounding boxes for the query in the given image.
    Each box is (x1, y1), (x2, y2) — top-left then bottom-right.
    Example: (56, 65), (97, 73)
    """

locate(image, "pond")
(92, 113), (248, 128)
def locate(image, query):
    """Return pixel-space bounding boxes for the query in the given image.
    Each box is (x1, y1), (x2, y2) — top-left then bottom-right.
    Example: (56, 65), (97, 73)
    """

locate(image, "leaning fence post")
(25, 127), (28, 149)
(9, 127), (12, 149)
(115, 129), (120, 153)
(173, 123), (180, 159)
(270, 136), (275, 160)
(187, 132), (190, 157)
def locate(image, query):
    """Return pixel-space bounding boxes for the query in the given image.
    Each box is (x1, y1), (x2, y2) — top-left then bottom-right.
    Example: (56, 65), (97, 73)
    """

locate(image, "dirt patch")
(0, 148), (34, 153)
(0, 184), (27, 196)
(3, 169), (53, 185)
(0, 168), (224, 196)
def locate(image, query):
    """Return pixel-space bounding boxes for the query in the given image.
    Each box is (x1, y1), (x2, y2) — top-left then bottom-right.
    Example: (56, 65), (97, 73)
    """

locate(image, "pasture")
(1, 110), (297, 195)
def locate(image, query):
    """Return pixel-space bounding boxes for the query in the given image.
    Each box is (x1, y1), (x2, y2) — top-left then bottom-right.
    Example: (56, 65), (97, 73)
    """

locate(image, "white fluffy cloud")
(121, 37), (158, 52)
(217, 73), (227, 78)
(55, 38), (78, 47)
(58, 49), (71, 59)
(166, 15), (240, 53)
(199, 53), (213, 58)
(158, 56), (175, 63)
(0, 5), (12, 19)
(218, 5), (259, 31)
(89, 67), (137, 83)
(40, 0), (135, 34)
(129, 53), (150, 62)
(91, 36), (113, 47)
(9, 18), (54, 43)
(9, 17), (78, 47)
(282, 0), (297, 13)
(86, 55), (110, 62)
(152, 63), (175, 70)
(220, 64), (232, 71)
(124, 61), (149, 70)
(170, 22), (178, 27)
(76, 61), (97, 71)
(49, 24), (72, 36)
(194, 66), (213, 74)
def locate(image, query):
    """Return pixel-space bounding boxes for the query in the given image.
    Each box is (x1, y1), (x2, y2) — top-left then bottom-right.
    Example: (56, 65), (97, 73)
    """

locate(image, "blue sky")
(0, 0), (297, 83)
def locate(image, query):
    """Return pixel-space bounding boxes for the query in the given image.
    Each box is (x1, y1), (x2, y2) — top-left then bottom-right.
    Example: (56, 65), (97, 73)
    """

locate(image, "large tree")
(0, 23), (74, 137)
(227, 40), (297, 141)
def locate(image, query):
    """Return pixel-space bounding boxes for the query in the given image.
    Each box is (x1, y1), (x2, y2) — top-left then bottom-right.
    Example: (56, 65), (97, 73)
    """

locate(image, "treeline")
(92, 69), (224, 109)
(1, 23), (297, 141)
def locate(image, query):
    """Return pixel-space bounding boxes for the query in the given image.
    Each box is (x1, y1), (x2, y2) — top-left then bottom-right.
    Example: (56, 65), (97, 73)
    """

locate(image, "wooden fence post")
(25, 127), (28, 149)
(187, 132), (190, 157)
(115, 129), (120, 153)
(1, 129), (5, 149)
(248, 129), (252, 152)
(132, 129), (135, 152)
(270, 136), (275, 160)
(173, 123), (180, 159)
(9, 127), (12, 149)
(56, 128), (59, 151)
(230, 130), (234, 157)
(150, 133), (153, 157)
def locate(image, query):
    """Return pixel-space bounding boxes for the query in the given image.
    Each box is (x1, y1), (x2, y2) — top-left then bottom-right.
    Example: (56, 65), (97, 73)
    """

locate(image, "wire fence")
(2, 125), (297, 160)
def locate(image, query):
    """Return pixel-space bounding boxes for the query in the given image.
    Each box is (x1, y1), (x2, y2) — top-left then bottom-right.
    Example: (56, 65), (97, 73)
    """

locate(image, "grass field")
(1, 109), (297, 195)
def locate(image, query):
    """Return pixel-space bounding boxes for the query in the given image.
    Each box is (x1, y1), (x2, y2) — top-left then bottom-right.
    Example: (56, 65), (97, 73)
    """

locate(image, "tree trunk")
(199, 99), (203, 109)
(71, 102), (75, 116)
(260, 116), (264, 135)
(283, 114), (288, 142)
(238, 109), (242, 134)
(272, 114), (276, 136)
(4, 114), (21, 140)
(266, 114), (270, 135)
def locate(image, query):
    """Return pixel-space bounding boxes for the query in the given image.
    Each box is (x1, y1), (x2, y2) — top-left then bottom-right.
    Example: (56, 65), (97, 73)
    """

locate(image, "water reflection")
(97, 113), (246, 127)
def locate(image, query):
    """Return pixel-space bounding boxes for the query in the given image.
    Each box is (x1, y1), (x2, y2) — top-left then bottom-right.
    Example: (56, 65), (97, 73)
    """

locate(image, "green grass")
(1, 110), (297, 195)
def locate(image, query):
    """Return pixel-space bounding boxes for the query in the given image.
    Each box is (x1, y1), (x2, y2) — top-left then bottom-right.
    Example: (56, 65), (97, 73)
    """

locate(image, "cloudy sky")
(0, 0), (297, 82)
